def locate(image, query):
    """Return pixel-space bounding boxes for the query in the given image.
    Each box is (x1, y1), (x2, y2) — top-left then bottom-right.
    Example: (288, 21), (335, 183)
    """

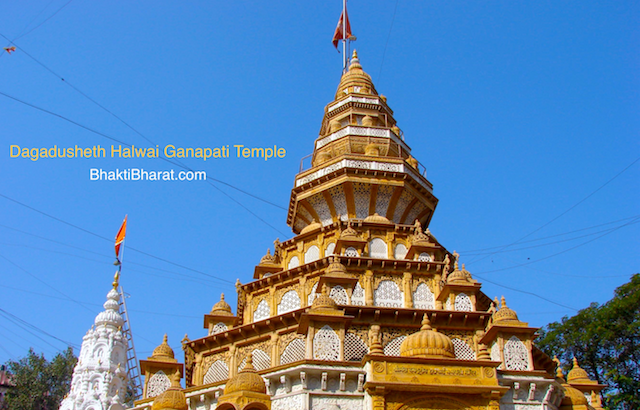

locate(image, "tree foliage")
(3, 347), (77, 410)
(537, 273), (640, 410)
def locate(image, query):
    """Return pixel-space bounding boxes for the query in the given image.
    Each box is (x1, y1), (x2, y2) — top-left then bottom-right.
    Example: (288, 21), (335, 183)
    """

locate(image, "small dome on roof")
(493, 296), (519, 322)
(210, 294), (233, 316)
(224, 354), (266, 395)
(312, 284), (339, 310)
(364, 213), (392, 224)
(561, 384), (588, 406)
(400, 315), (455, 359)
(567, 357), (593, 384)
(152, 373), (186, 410)
(150, 335), (175, 361)
(301, 220), (322, 234)
(325, 260), (348, 276)
(335, 50), (378, 100)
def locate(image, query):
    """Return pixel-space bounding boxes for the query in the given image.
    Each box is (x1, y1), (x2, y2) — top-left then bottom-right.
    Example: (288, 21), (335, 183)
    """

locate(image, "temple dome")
(567, 357), (593, 384)
(493, 296), (519, 322)
(300, 220), (322, 234)
(312, 284), (339, 310)
(151, 334), (176, 361)
(151, 387), (188, 410)
(364, 213), (392, 224)
(334, 50), (378, 100)
(94, 288), (124, 328)
(325, 260), (348, 275)
(561, 384), (588, 406)
(224, 354), (266, 395)
(400, 315), (455, 358)
(210, 293), (233, 316)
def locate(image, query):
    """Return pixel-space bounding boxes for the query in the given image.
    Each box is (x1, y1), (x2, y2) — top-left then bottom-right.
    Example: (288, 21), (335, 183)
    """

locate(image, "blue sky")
(0, 1), (638, 365)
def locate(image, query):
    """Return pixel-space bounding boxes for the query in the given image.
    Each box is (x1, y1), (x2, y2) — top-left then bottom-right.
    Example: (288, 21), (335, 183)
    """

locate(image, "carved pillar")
(269, 287), (277, 316)
(299, 276), (308, 307)
(245, 293), (253, 323)
(526, 339), (534, 371)
(470, 293), (477, 311)
(194, 353), (203, 386)
(364, 270), (374, 306)
(271, 333), (279, 367)
(229, 345), (237, 378)
(402, 272), (412, 308)
(306, 327), (315, 360)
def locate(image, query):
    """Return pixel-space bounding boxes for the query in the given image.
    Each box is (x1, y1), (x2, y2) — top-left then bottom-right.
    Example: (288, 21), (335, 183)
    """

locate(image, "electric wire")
(12, 0), (74, 42)
(0, 307), (79, 349)
(0, 192), (235, 284)
(0, 32), (286, 212)
(473, 216), (640, 275)
(377, 0), (399, 84)
(0, 252), (96, 314)
(458, 214), (640, 253)
(466, 156), (640, 266)
(0, 223), (233, 286)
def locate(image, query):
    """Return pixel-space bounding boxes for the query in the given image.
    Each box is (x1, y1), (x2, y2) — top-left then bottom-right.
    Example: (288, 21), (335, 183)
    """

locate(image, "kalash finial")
(420, 314), (433, 331)
(112, 271), (120, 290)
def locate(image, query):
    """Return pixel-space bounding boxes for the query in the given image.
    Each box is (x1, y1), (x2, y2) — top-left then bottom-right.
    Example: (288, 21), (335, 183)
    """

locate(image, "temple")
(123, 52), (605, 410)
(60, 275), (128, 410)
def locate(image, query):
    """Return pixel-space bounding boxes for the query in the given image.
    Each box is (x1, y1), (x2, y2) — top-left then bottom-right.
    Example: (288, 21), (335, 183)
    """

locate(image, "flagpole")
(342, 0), (347, 72)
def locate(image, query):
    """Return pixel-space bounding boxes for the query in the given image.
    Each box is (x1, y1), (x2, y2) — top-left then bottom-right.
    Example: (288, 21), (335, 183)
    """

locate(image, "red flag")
(332, 8), (352, 50)
(114, 215), (127, 259)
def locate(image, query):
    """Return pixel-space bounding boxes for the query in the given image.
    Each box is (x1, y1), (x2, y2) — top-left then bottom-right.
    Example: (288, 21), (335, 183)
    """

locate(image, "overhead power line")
(467, 155), (640, 266)
(0, 192), (234, 284)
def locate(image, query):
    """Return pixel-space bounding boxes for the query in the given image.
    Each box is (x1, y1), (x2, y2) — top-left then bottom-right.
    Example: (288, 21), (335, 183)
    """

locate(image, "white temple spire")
(59, 281), (128, 410)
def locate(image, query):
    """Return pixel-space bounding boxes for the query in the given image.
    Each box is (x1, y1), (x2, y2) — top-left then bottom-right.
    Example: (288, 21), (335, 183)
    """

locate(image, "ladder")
(118, 286), (143, 401)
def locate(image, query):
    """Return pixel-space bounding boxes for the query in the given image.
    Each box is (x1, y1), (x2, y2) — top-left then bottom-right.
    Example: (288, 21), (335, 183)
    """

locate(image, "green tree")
(537, 273), (640, 410)
(3, 347), (77, 410)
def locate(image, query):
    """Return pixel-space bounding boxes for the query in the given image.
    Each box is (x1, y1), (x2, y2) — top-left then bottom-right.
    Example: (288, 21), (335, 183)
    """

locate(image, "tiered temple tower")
(60, 278), (128, 410)
(131, 52), (602, 410)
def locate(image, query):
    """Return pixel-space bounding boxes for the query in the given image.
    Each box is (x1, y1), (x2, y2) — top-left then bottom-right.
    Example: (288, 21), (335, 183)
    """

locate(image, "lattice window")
(351, 282), (365, 306)
(313, 325), (340, 361)
(325, 242), (336, 256)
(504, 336), (529, 371)
(147, 371), (171, 397)
(253, 299), (270, 322)
(394, 243), (408, 259)
(393, 190), (413, 222)
(384, 335), (407, 356)
(491, 342), (501, 362)
(418, 252), (431, 262)
(413, 283), (434, 309)
(330, 285), (349, 305)
(369, 238), (387, 259)
(238, 349), (271, 372)
(344, 333), (369, 361)
(211, 322), (228, 335)
(452, 338), (476, 360)
(203, 360), (228, 384)
(353, 183), (371, 219)
(280, 338), (305, 365)
(304, 245), (320, 264)
(308, 283), (318, 305)
(375, 185), (393, 217)
(404, 202), (426, 227)
(454, 293), (473, 312)
(345, 247), (359, 257)
(374, 280), (403, 308)
(277, 290), (301, 314)
(329, 186), (348, 222)
(288, 256), (300, 270)
(308, 194), (333, 226)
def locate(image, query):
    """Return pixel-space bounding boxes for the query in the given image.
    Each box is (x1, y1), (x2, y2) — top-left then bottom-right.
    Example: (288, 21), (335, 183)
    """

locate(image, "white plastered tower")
(60, 282), (128, 410)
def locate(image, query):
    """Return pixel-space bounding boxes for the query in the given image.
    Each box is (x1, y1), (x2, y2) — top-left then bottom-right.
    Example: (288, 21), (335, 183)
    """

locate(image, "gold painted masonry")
(9, 144), (286, 161)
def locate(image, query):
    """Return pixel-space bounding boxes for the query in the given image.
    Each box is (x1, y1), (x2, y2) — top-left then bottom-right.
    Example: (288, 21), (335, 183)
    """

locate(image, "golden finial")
(112, 270), (120, 290)
(501, 296), (507, 309)
(220, 293), (225, 301)
(420, 314), (433, 331)
(453, 251), (460, 270)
